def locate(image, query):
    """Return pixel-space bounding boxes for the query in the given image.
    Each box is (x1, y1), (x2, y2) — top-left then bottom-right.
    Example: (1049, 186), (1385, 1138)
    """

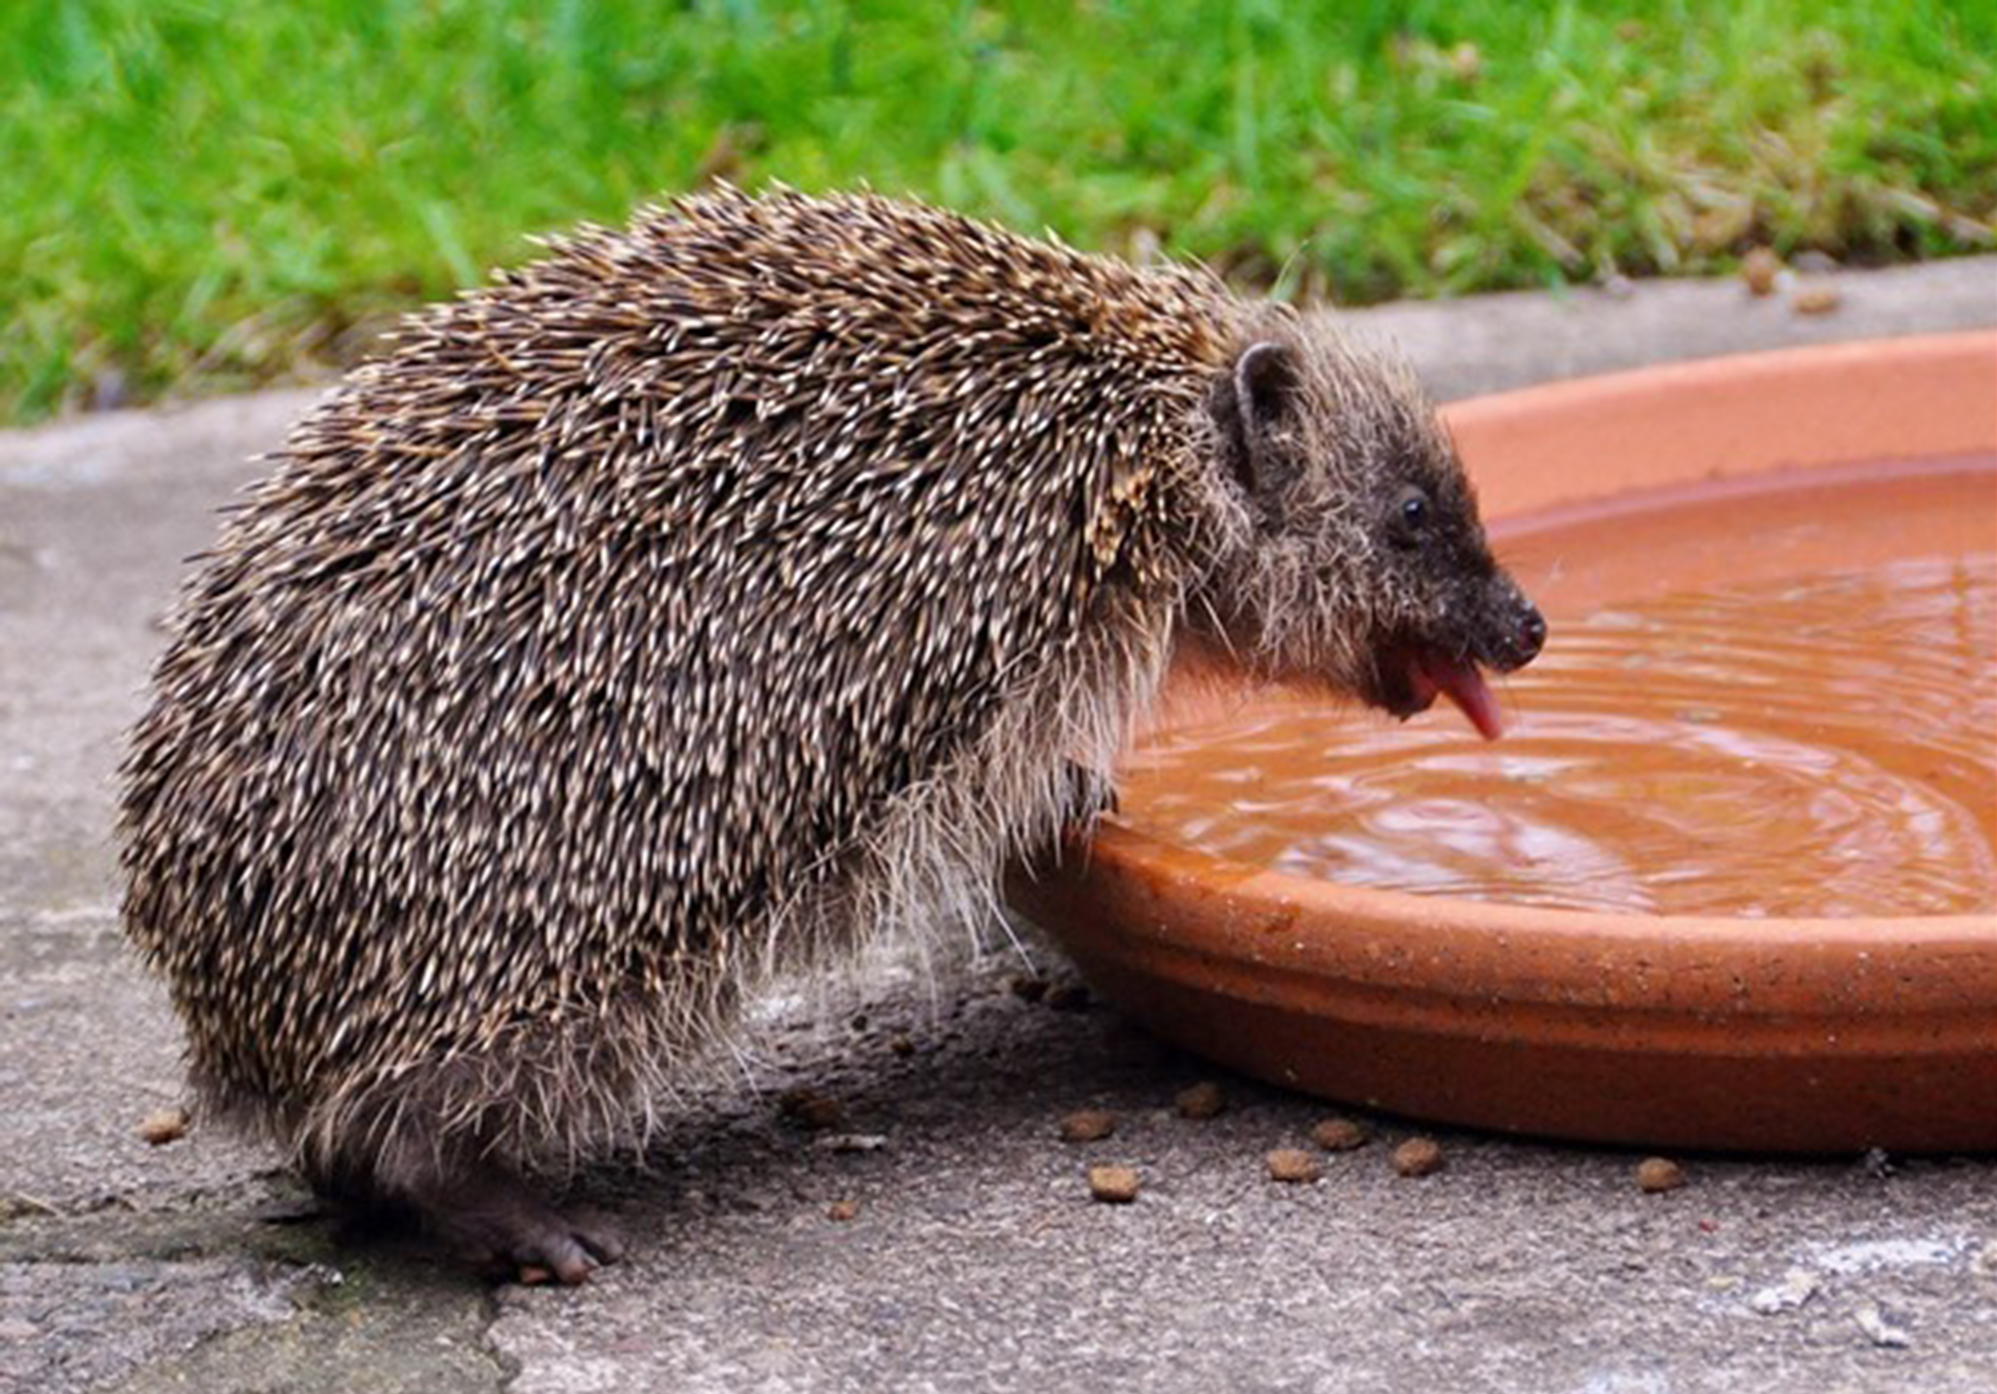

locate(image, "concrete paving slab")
(2, 256), (1993, 1393)
(1339, 255), (1997, 401)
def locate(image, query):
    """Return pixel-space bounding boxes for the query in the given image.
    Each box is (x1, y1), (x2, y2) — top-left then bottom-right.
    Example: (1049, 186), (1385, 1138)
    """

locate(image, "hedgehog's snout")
(1478, 581), (1546, 673)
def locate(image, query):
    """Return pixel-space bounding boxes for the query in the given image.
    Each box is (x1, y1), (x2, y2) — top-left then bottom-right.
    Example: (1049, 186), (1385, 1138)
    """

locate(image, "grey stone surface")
(1, 257), (1993, 1393)
(2, 1255), (304, 1394)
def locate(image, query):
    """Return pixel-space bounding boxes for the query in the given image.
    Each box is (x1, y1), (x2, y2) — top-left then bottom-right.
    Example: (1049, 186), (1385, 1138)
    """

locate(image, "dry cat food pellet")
(1792, 284), (1842, 315)
(827, 1199), (860, 1222)
(1088, 1165), (1141, 1203)
(1266, 1148), (1322, 1184)
(1311, 1116), (1369, 1151)
(1391, 1137), (1446, 1177)
(778, 1088), (845, 1130)
(888, 1034), (916, 1058)
(1058, 1109), (1118, 1143)
(1635, 1157), (1686, 1193)
(1740, 247), (1782, 296)
(1009, 975), (1050, 1003)
(1174, 1082), (1226, 1120)
(137, 1107), (189, 1146)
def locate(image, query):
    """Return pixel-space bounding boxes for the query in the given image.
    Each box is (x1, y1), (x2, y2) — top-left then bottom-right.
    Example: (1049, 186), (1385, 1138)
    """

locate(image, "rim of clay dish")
(1097, 329), (1997, 954)
(1015, 330), (1997, 1151)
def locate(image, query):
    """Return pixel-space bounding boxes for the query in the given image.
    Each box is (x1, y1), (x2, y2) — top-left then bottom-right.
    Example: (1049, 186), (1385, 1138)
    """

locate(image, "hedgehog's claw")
(412, 1167), (623, 1285)
(507, 1210), (625, 1287)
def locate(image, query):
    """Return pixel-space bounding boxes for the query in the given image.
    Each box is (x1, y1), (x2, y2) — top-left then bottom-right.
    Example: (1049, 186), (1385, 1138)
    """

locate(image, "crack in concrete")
(481, 1286), (529, 1394)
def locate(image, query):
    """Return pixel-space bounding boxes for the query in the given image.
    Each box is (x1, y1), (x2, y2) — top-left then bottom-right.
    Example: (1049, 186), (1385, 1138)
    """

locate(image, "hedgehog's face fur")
(1190, 323), (1545, 738)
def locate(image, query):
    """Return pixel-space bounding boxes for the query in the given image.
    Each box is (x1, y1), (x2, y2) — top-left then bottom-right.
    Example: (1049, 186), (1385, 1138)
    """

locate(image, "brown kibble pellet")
(827, 1199), (860, 1221)
(1740, 247), (1782, 296)
(1266, 1148), (1321, 1183)
(138, 1107), (189, 1146)
(778, 1088), (844, 1130)
(888, 1034), (915, 1058)
(1009, 975), (1049, 1003)
(1174, 1082), (1226, 1120)
(1636, 1157), (1686, 1193)
(1310, 1116), (1369, 1152)
(1792, 284), (1841, 315)
(1058, 1109), (1117, 1143)
(1391, 1137), (1445, 1177)
(1088, 1165), (1140, 1203)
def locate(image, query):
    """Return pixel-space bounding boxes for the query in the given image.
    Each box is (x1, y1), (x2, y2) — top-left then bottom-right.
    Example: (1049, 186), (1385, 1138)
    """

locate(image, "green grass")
(4, 0), (1993, 422)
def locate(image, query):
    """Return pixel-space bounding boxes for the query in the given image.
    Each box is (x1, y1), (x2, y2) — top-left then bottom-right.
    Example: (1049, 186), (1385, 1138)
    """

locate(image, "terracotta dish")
(1011, 331), (1997, 1154)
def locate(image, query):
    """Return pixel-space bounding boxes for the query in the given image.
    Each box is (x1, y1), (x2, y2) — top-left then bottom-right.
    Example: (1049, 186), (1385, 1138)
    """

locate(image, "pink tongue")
(1418, 651), (1504, 741)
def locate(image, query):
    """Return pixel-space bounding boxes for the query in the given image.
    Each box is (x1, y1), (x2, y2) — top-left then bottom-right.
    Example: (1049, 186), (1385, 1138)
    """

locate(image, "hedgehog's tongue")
(1407, 650), (1504, 741)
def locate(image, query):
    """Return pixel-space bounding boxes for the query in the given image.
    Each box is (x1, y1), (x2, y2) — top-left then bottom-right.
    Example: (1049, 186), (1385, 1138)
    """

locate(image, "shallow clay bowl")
(1012, 331), (1997, 1154)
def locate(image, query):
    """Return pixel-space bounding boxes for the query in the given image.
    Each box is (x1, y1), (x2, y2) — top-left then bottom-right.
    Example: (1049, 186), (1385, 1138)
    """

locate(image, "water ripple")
(1123, 552), (1996, 919)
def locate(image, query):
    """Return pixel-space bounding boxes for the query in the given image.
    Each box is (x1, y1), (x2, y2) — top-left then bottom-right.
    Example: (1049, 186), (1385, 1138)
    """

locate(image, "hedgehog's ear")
(1215, 340), (1299, 498)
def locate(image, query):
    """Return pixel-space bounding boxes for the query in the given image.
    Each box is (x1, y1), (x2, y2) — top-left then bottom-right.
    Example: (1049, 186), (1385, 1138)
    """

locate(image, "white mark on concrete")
(1573, 1370), (1672, 1394)
(1748, 1267), (1820, 1315)
(1853, 1302), (1912, 1348)
(1805, 1235), (1972, 1277)
(813, 1132), (889, 1153)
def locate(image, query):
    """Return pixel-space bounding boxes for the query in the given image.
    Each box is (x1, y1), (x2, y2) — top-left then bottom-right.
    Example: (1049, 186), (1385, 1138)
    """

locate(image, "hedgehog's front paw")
(419, 1167), (624, 1285)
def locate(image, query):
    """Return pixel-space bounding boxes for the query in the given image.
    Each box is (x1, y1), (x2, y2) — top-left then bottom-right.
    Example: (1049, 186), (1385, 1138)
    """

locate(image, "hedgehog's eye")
(1392, 485), (1430, 545)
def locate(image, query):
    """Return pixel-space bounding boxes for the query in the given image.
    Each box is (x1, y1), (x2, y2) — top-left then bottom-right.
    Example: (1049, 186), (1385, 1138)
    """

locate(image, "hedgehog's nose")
(1487, 597), (1546, 672)
(1518, 605), (1547, 662)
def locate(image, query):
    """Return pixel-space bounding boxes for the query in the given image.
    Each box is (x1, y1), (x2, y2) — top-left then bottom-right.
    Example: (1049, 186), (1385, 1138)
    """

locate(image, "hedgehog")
(118, 187), (1545, 1282)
